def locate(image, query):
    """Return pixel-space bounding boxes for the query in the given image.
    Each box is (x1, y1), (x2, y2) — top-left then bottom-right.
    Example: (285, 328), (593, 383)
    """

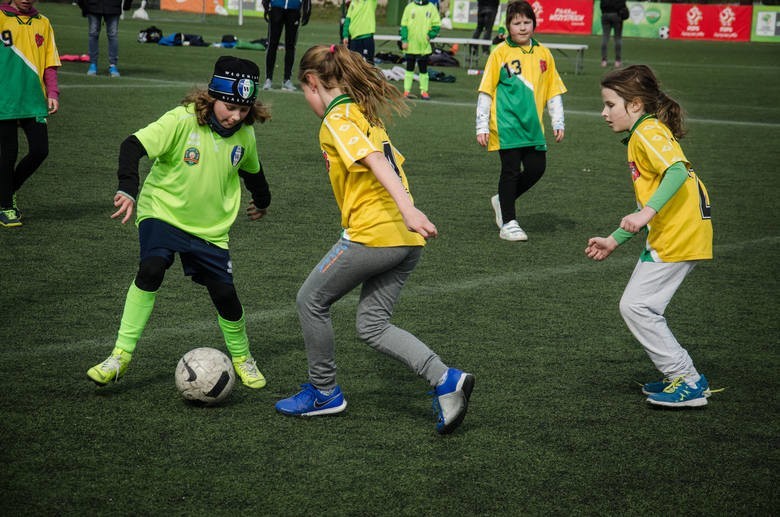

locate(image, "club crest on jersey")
(236, 78), (256, 102)
(230, 146), (244, 167)
(539, 59), (547, 73)
(35, 33), (44, 47)
(183, 147), (200, 166)
(322, 150), (330, 172)
(628, 161), (640, 181)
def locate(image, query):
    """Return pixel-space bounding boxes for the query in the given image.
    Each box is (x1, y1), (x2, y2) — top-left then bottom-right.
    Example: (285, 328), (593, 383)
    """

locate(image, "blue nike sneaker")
(642, 375), (710, 397)
(647, 375), (708, 407)
(275, 383), (347, 416)
(432, 368), (475, 434)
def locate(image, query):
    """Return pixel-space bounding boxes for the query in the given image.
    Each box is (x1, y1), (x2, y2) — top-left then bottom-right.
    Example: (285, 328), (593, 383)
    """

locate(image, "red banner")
(670, 4), (752, 41)
(530, 0), (594, 35)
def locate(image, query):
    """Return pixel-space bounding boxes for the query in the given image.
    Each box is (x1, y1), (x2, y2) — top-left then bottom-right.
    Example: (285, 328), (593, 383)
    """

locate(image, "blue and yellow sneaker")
(275, 383), (347, 416)
(232, 355), (266, 389)
(87, 347), (132, 385)
(433, 368), (475, 434)
(647, 375), (708, 407)
(642, 375), (710, 397)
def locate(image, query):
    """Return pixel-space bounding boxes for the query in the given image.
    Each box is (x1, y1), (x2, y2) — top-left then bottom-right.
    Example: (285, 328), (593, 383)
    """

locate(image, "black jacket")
(78, 0), (132, 16)
(600, 0), (627, 14)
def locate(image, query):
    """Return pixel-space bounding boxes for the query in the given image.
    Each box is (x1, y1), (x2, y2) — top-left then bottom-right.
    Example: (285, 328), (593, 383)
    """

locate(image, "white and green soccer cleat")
(232, 355), (266, 389)
(87, 347), (132, 385)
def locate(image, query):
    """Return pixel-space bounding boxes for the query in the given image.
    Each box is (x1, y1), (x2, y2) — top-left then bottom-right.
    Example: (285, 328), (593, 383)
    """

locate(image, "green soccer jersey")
(343, 0), (377, 40)
(478, 38), (567, 152)
(133, 104), (260, 249)
(0, 9), (60, 121)
(400, 1), (441, 55)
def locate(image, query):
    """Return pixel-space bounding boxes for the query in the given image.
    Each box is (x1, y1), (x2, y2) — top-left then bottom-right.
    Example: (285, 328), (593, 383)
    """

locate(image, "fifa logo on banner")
(686, 6), (703, 28)
(719, 7), (736, 29)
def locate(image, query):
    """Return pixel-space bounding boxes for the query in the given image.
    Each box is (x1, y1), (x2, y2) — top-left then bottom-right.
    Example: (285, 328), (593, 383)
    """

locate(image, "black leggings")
(405, 54), (429, 73)
(266, 7), (300, 81)
(0, 118), (49, 208)
(135, 256), (243, 321)
(497, 147), (547, 223)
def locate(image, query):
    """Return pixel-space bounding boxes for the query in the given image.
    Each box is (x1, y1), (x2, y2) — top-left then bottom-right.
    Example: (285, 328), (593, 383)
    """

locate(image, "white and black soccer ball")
(175, 347), (235, 406)
(658, 26), (670, 39)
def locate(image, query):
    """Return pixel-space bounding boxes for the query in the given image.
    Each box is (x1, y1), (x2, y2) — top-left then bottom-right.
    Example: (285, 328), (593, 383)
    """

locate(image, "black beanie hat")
(208, 56), (259, 105)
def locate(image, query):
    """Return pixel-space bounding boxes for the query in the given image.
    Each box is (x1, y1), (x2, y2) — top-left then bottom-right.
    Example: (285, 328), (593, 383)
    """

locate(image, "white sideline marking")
(58, 72), (780, 128)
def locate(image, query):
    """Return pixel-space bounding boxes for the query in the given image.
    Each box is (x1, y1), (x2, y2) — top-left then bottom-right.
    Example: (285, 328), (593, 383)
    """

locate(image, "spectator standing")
(471, 0), (500, 56)
(262, 0), (312, 91)
(599, 0), (628, 68)
(0, 0), (60, 228)
(79, 0), (132, 77)
(342, 0), (377, 64)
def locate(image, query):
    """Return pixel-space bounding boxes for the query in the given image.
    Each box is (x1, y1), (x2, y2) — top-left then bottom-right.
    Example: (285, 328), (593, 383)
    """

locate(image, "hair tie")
(329, 44), (336, 54)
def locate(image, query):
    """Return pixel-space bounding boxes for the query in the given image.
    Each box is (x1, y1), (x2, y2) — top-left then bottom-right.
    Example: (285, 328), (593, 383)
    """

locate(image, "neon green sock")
(218, 312), (250, 360)
(420, 72), (430, 94)
(404, 71), (414, 93)
(115, 282), (157, 354)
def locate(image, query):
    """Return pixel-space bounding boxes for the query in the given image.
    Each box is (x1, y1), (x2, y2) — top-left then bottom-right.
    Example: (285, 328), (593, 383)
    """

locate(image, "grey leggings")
(296, 238), (448, 390)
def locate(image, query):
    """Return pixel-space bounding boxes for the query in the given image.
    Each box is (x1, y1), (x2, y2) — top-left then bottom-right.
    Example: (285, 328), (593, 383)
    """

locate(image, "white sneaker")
(262, 79), (273, 91)
(282, 80), (296, 91)
(490, 194), (503, 228)
(499, 220), (528, 241)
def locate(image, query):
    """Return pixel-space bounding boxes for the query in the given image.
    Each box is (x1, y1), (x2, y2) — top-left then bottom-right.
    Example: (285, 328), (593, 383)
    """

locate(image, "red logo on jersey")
(539, 59), (547, 73)
(322, 150), (330, 172)
(35, 33), (44, 47)
(628, 161), (640, 181)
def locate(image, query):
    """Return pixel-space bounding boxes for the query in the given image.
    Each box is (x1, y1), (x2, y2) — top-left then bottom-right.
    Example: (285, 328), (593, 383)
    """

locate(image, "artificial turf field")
(1, 3), (778, 515)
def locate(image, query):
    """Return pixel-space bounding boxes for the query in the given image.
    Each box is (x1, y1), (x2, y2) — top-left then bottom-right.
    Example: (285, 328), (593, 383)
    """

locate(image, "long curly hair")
(297, 44), (408, 128)
(601, 65), (687, 139)
(181, 88), (272, 126)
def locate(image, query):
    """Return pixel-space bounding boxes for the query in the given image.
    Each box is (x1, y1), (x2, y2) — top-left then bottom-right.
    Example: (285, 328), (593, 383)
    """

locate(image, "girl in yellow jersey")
(586, 65), (714, 408)
(275, 45), (474, 435)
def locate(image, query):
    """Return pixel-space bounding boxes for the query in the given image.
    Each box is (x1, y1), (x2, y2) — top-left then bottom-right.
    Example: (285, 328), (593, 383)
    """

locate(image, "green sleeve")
(645, 161), (688, 212)
(428, 25), (441, 40)
(342, 17), (351, 40)
(400, 26), (408, 42)
(610, 227), (634, 245)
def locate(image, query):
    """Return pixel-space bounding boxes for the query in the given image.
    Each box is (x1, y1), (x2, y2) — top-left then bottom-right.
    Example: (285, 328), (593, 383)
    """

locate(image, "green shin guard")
(420, 72), (430, 94)
(404, 71), (414, 93)
(218, 313), (250, 359)
(115, 282), (157, 354)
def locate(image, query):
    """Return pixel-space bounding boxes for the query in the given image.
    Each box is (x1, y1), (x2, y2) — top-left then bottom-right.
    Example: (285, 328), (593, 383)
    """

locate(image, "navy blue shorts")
(138, 218), (234, 286)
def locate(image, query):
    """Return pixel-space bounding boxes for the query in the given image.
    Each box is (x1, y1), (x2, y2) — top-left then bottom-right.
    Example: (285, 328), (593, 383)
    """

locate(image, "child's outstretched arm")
(239, 167), (271, 221)
(621, 162), (688, 232)
(112, 135), (147, 224)
(585, 228), (632, 261)
(362, 151), (438, 239)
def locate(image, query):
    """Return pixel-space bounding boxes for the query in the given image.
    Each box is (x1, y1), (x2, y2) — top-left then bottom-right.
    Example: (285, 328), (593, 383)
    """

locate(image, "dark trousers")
(348, 37), (375, 64)
(497, 147), (546, 222)
(601, 12), (624, 62)
(266, 7), (301, 81)
(0, 118), (48, 208)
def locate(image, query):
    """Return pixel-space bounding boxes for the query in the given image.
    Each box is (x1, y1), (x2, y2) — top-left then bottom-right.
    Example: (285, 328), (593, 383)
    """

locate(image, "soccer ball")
(175, 347), (235, 406)
(658, 26), (670, 39)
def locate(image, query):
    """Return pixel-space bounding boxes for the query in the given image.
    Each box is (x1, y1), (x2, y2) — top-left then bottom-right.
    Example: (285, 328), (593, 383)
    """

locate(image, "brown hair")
(601, 65), (687, 139)
(505, 1), (537, 30)
(181, 88), (271, 126)
(297, 45), (408, 127)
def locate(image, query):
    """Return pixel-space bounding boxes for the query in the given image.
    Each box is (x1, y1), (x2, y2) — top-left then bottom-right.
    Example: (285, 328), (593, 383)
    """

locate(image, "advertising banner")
(160, 0), (227, 15)
(751, 5), (780, 42)
(449, 0), (593, 35)
(592, 1), (671, 39)
(670, 4), (752, 41)
(224, 0), (264, 18)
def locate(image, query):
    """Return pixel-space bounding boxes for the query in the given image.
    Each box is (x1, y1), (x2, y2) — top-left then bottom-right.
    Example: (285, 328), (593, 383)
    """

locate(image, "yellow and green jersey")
(400, 1), (441, 55)
(318, 95), (425, 248)
(0, 7), (60, 121)
(134, 104), (260, 249)
(478, 38), (567, 152)
(342, 0), (377, 40)
(627, 115), (713, 262)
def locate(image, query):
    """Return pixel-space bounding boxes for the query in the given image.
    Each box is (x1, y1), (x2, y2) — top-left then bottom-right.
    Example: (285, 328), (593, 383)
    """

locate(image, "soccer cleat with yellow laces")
(87, 347), (132, 385)
(232, 355), (266, 388)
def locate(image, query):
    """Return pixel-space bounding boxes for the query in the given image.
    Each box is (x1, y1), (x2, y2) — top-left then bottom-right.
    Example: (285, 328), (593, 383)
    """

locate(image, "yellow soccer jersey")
(478, 39), (567, 152)
(627, 115), (713, 262)
(318, 95), (425, 248)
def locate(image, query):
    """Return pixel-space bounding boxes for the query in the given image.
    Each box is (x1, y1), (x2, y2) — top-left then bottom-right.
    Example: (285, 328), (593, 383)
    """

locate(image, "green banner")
(592, 1), (671, 39)
(752, 5), (780, 42)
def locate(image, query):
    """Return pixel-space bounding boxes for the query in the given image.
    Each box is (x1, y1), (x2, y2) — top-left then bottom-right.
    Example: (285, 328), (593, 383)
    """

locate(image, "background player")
(476, 0), (566, 241)
(400, 0), (441, 100)
(586, 64), (713, 407)
(0, 0), (61, 227)
(274, 45), (474, 435)
(87, 56), (272, 390)
(342, 0), (377, 64)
